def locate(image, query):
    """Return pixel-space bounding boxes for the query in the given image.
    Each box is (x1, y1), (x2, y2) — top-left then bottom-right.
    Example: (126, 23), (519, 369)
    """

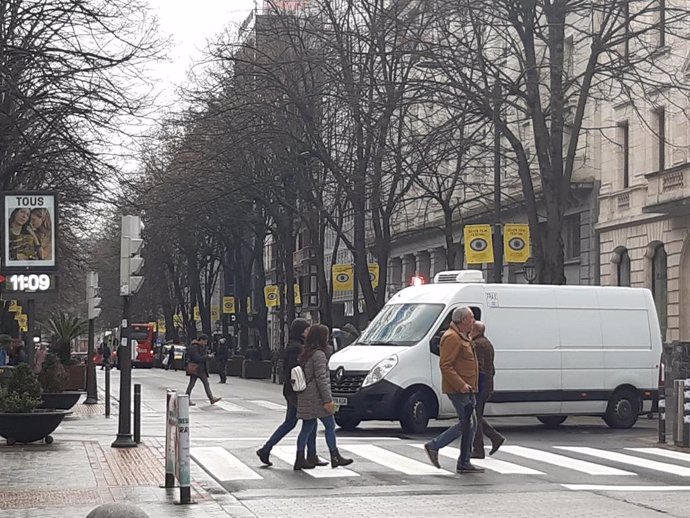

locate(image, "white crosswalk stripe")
(340, 444), (453, 475)
(555, 447), (690, 477)
(191, 446), (263, 481)
(409, 444), (545, 475)
(214, 401), (248, 412)
(250, 400), (286, 411)
(625, 447), (690, 463)
(271, 446), (359, 478)
(501, 445), (636, 476)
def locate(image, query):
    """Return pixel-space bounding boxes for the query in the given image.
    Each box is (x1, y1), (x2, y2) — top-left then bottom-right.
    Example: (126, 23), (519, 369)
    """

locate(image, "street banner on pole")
(247, 296), (252, 314)
(8, 300), (19, 312)
(173, 314), (182, 327)
(211, 305), (220, 322)
(368, 263), (380, 289)
(464, 225), (494, 264)
(332, 264), (354, 291)
(193, 306), (200, 321)
(294, 284), (302, 306)
(264, 285), (280, 308)
(223, 296), (235, 314)
(504, 224), (530, 263)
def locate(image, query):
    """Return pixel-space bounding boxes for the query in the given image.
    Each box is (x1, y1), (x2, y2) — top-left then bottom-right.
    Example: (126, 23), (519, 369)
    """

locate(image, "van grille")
(330, 371), (367, 394)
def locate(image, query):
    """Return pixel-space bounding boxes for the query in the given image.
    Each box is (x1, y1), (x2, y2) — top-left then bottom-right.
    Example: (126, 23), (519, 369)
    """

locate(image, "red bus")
(131, 323), (155, 368)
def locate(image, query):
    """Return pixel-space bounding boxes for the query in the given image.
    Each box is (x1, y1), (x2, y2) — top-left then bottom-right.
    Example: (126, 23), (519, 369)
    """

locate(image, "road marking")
(191, 447), (263, 481)
(563, 484), (690, 492)
(214, 401), (248, 412)
(271, 446), (359, 478)
(340, 444), (452, 476)
(409, 444), (545, 475)
(626, 447), (690, 463)
(189, 436), (402, 442)
(250, 400), (286, 411)
(501, 446), (635, 476)
(556, 447), (690, 477)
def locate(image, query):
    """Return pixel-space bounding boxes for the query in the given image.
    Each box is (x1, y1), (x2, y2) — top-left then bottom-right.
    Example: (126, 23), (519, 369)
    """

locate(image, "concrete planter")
(227, 356), (245, 377)
(39, 391), (83, 410)
(241, 360), (272, 380)
(0, 409), (71, 445)
(64, 364), (86, 391)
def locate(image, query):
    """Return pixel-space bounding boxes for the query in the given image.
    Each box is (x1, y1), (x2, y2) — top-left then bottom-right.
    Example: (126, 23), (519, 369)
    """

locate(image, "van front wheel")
(604, 389), (640, 429)
(399, 391), (431, 434)
(537, 416), (567, 428)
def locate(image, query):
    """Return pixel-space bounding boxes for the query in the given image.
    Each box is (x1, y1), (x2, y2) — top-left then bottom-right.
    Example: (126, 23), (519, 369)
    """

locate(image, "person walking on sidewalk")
(216, 338), (230, 383)
(185, 334), (221, 407)
(471, 321), (505, 458)
(423, 306), (484, 474)
(256, 319), (324, 468)
(166, 343), (176, 371)
(100, 342), (111, 370)
(294, 324), (353, 471)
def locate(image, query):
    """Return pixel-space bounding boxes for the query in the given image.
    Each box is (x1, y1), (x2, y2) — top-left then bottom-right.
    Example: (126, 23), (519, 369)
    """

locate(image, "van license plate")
(333, 397), (348, 406)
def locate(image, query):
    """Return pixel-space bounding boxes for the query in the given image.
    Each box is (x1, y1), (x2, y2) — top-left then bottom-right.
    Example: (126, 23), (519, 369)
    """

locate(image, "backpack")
(290, 365), (308, 392)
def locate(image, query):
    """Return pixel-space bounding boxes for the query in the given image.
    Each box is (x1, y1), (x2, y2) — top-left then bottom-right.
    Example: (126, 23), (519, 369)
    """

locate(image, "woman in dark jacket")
(185, 335), (221, 407)
(294, 324), (353, 470)
(256, 319), (325, 468)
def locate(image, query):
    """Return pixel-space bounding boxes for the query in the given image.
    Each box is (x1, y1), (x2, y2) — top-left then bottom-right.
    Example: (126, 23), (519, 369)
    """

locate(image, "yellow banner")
(247, 296), (252, 314)
(157, 319), (166, 333)
(173, 314), (183, 327)
(193, 305), (200, 321)
(223, 296), (236, 314)
(332, 264), (354, 292)
(294, 284), (302, 305)
(18, 314), (28, 326)
(14, 312), (22, 321)
(264, 285), (280, 308)
(8, 300), (20, 313)
(368, 263), (380, 289)
(464, 225), (494, 264)
(19, 324), (28, 333)
(504, 224), (530, 263)
(211, 305), (220, 321)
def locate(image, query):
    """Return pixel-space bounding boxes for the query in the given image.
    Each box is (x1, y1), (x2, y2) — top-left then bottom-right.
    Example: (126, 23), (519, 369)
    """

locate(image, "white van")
(329, 270), (661, 433)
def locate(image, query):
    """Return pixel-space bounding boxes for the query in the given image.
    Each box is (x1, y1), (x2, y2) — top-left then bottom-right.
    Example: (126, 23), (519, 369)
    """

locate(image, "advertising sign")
(3, 192), (57, 270)
(332, 264), (354, 292)
(294, 284), (302, 306)
(368, 263), (380, 289)
(264, 285), (280, 308)
(504, 224), (530, 263)
(223, 296), (236, 314)
(464, 225), (494, 264)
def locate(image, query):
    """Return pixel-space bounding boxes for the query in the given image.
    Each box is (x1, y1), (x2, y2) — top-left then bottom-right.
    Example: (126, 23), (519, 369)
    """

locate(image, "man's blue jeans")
(261, 403), (317, 456)
(427, 393), (477, 467)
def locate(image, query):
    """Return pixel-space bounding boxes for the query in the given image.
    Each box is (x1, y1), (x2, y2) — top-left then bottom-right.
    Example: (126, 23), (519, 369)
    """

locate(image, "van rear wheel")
(537, 416), (567, 428)
(604, 388), (640, 429)
(399, 391), (432, 434)
(335, 416), (361, 431)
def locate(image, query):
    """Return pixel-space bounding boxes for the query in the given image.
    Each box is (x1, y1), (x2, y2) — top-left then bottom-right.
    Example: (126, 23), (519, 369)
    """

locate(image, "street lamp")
(523, 259), (537, 284)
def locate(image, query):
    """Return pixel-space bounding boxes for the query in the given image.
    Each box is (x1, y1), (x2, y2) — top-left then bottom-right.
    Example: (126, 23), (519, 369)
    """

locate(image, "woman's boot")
(293, 452), (316, 471)
(330, 448), (354, 468)
(306, 454), (328, 467)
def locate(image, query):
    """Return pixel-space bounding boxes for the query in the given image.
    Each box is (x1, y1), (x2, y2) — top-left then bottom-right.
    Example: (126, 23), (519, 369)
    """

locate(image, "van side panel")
(483, 286), (561, 417)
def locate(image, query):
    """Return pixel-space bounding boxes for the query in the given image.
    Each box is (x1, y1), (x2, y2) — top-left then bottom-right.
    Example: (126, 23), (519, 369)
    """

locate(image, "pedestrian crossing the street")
(188, 441), (690, 491)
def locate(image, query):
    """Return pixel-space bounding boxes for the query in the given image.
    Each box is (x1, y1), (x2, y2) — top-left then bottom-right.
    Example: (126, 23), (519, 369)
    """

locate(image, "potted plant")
(41, 311), (88, 391)
(0, 364), (70, 445)
(38, 353), (82, 410)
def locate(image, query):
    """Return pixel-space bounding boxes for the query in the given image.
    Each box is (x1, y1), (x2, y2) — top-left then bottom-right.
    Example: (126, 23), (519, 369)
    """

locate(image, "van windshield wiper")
(359, 340), (397, 346)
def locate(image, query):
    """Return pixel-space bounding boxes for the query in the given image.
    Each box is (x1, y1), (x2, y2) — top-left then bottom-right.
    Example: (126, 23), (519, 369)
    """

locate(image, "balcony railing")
(644, 163), (690, 215)
(293, 246), (314, 266)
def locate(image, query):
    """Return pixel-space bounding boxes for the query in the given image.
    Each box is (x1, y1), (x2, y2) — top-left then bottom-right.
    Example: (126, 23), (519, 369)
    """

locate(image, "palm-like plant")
(41, 311), (88, 364)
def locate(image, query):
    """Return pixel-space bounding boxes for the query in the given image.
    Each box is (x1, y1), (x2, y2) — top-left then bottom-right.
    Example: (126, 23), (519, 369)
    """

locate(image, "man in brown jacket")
(424, 306), (484, 474)
(471, 321), (505, 458)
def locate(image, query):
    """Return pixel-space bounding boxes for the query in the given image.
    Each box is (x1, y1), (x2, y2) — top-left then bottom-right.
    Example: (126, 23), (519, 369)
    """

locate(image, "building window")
(564, 214), (581, 260)
(656, 108), (666, 171)
(618, 121), (630, 188)
(652, 244), (668, 338)
(617, 248), (631, 287)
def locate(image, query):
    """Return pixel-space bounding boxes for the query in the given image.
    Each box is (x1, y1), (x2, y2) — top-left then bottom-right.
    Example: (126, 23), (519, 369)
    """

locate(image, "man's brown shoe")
(424, 443), (440, 469)
(457, 463), (485, 474)
(489, 436), (505, 456)
(210, 397), (222, 405)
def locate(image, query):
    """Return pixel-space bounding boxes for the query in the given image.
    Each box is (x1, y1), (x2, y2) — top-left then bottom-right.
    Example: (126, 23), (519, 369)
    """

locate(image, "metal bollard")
(134, 383), (141, 444)
(674, 379), (690, 447)
(658, 397), (666, 443)
(163, 390), (175, 488)
(105, 367), (111, 418)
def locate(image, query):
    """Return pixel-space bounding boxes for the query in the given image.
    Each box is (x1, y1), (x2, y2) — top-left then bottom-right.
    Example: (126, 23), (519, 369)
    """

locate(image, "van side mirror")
(430, 336), (440, 356)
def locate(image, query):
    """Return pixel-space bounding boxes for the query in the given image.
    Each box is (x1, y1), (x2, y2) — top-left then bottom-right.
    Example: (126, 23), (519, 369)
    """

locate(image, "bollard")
(674, 379), (690, 447)
(105, 367), (111, 418)
(134, 383), (141, 444)
(658, 398), (666, 443)
(163, 390), (176, 488)
(175, 394), (193, 505)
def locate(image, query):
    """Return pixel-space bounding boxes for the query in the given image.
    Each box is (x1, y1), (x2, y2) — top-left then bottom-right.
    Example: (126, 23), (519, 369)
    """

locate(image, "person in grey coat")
(294, 324), (353, 470)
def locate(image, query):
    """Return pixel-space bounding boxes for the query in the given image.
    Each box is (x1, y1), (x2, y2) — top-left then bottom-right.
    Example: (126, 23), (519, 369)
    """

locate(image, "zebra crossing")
(189, 440), (690, 491)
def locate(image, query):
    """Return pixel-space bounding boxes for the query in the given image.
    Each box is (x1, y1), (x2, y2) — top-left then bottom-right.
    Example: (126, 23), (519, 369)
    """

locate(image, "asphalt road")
(55, 367), (690, 517)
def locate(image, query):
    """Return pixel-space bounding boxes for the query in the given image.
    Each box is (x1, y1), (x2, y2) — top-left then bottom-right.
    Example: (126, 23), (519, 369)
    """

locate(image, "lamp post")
(523, 259), (537, 284)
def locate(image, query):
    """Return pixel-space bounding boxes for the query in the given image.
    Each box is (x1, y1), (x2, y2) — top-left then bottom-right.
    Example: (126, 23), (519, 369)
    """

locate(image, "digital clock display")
(6, 274), (53, 292)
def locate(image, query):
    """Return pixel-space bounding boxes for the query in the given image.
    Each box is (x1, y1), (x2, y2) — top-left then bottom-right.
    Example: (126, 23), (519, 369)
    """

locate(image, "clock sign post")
(1, 192), (58, 367)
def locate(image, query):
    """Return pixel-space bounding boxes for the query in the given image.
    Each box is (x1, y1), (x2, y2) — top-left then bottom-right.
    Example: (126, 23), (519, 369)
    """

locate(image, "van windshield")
(357, 303), (444, 346)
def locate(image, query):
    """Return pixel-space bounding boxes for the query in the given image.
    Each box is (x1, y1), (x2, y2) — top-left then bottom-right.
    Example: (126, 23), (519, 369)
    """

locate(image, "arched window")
(652, 244), (668, 338)
(617, 249), (631, 287)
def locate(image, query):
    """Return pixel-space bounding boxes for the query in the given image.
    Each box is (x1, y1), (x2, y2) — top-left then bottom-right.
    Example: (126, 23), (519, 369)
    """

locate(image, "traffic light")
(120, 215), (145, 296)
(87, 271), (102, 320)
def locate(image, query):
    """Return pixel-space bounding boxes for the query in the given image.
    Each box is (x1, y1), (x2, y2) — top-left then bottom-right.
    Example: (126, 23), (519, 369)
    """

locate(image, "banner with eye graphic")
(264, 285), (280, 308)
(504, 224), (530, 263)
(463, 224), (494, 264)
(332, 264), (354, 292)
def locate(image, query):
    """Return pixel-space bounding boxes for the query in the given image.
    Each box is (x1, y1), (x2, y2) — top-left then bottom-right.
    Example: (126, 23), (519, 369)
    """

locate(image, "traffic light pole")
(84, 317), (98, 404)
(112, 294), (136, 448)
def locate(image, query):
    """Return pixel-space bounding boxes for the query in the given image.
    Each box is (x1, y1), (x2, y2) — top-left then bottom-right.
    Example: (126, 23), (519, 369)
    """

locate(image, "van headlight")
(362, 355), (398, 388)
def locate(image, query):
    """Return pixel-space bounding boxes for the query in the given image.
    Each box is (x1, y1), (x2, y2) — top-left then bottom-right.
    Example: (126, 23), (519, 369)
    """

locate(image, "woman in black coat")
(256, 319), (326, 468)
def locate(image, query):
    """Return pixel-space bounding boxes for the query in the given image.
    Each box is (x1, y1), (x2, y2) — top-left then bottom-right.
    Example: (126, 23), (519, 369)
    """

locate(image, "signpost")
(164, 389), (194, 505)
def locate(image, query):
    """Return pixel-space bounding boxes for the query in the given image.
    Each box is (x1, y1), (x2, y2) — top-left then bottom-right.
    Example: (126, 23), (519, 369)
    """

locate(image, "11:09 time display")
(8, 274), (51, 292)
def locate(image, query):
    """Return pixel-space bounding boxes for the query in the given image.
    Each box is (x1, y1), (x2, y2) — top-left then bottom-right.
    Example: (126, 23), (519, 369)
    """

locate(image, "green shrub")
(0, 387), (41, 413)
(7, 364), (42, 399)
(39, 354), (68, 393)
